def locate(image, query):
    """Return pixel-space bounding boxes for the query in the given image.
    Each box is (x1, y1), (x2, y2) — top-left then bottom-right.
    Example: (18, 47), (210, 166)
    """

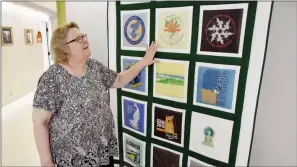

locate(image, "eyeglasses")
(66, 34), (87, 44)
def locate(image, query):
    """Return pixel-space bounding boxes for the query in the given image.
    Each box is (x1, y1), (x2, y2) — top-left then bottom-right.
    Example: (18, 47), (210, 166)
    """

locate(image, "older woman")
(32, 22), (158, 167)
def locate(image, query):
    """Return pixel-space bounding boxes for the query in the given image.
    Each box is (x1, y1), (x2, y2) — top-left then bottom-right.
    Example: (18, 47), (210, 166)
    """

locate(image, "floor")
(1, 90), (119, 166)
(2, 92), (41, 166)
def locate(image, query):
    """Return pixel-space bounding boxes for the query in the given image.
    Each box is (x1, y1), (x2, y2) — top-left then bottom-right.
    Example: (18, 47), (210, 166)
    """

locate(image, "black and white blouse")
(33, 58), (118, 167)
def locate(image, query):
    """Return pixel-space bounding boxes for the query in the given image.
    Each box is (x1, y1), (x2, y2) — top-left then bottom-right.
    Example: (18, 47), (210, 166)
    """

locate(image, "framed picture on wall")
(151, 143), (183, 167)
(193, 62), (240, 113)
(122, 96), (147, 136)
(153, 58), (189, 103)
(197, 3), (248, 57)
(121, 9), (150, 51)
(189, 112), (234, 163)
(24, 29), (33, 45)
(152, 103), (185, 147)
(36, 31), (42, 43)
(121, 56), (148, 95)
(155, 6), (193, 54)
(1, 26), (13, 45)
(123, 133), (146, 167)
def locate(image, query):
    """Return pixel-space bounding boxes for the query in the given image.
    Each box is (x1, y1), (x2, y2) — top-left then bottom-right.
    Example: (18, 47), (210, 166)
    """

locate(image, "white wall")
(65, 2), (109, 66)
(1, 2), (53, 106)
(108, 2), (120, 159)
(249, 2), (297, 166)
(30, 2), (57, 13)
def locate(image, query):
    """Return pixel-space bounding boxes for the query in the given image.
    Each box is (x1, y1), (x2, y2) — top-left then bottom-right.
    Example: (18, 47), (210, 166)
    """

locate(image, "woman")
(32, 21), (158, 167)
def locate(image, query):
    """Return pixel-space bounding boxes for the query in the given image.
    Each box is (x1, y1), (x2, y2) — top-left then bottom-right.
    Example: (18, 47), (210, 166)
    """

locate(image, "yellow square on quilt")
(201, 89), (216, 105)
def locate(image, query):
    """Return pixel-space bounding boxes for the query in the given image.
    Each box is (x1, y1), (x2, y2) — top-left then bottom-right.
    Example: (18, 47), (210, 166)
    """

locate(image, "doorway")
(41, 20), (53, 71)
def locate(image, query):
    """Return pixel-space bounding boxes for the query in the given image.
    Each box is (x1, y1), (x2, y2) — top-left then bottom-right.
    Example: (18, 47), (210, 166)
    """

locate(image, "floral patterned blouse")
(33, 58), (119, 167)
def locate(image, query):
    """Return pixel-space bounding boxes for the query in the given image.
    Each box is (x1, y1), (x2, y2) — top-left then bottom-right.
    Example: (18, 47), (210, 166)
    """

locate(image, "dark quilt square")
(200, 9), (244, 54)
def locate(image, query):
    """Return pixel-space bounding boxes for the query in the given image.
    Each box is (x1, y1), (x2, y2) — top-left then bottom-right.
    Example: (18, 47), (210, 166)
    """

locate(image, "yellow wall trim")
(56, 1), (66, 26)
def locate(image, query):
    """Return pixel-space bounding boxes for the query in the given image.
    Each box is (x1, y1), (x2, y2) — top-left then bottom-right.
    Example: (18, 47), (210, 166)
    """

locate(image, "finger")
(150, 41), (155, 50)
(149, 41), (153, 48)
(153, 41), (158, 51)
(151, 41), (157, 52)
(153, 42), (158, 53)
(147, 41), (152, 51)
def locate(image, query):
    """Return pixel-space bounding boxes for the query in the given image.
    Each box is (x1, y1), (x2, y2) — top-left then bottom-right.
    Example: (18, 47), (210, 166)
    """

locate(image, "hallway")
(1, 2), (57, 166)
(2, 92), (40, 166)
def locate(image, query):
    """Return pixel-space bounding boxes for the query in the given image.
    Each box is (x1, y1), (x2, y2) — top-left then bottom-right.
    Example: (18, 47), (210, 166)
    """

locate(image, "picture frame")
(121, 56), (149, 95)
(197, 3), (248, 57)
(151, 143), (183, 167)
(123, 133), (146, 167)
(189, 112), (234, 163)
(193, 62), (240, 113)
(122, 96), (147, 136)
(24, 29), (34, 45)
(155, 6), (193, 54)
(153, 58), (189, 103)
(151, 103), (186, 147)
(121, 9), (150, 51)
(1, 26), (14, 45)
(36, 31), (42, 43)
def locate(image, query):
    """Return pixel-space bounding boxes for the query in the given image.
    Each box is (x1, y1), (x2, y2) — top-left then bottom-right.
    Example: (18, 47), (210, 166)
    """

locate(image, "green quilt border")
(114, 1), (270, 167)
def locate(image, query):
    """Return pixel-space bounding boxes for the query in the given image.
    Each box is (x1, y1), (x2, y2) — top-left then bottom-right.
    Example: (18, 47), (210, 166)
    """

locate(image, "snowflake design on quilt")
(205, 14), (237, 48)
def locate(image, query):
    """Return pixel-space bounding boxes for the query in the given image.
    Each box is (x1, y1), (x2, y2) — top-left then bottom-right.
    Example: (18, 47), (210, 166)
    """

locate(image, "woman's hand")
(112, 41), (158, 88)
(139, 41), (158, 67)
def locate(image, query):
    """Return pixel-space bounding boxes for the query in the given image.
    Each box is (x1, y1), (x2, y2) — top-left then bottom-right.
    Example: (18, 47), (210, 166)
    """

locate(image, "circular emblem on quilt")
(205, 14), (237, 48)
(124, 15), (146, 45)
